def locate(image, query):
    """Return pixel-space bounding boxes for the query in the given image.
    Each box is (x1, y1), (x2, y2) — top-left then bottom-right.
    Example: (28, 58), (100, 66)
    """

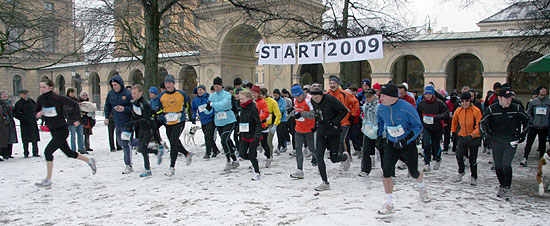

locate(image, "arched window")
(12, 75), (22, 95)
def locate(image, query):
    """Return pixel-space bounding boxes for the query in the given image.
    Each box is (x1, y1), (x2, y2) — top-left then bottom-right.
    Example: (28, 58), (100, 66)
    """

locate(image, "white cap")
(402, 82), (409, 90)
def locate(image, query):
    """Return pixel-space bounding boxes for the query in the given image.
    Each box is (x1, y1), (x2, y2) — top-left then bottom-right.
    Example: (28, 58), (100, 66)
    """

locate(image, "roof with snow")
(408, 30), (523, 42)
(478, 1), (543, 23)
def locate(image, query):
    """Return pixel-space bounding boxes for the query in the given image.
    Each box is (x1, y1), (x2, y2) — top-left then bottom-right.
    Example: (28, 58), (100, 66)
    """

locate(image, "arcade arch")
(445, 54), (484, 93)
(299, 64), (324, 86)
(508, 51), (550, 96)
(391, 55), (425, 92)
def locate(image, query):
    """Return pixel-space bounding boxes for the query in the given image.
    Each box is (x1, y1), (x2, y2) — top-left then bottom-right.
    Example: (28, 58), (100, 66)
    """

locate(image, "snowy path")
(1, 116), (549, 225)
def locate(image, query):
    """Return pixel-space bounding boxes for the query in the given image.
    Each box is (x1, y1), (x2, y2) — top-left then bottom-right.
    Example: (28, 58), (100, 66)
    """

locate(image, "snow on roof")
(43, 51), (199, 70)
(479, 1), (542, 23)
(407, 30), (523, 42)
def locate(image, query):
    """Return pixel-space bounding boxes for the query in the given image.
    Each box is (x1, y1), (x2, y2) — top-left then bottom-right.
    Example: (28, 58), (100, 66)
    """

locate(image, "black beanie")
(273, 89), (281, 95)
(460, 92), (472, 100)
(234, 77), (243, 86)
(381, 83), (398, 98)
(214, 77), (223, 86)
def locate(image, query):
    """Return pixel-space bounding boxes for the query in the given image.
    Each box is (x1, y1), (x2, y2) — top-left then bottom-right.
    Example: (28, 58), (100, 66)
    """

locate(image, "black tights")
(45, 127), (78, 161)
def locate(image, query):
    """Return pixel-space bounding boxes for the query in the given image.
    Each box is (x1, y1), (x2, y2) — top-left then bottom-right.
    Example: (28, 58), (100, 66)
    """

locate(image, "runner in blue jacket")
(191, 85), (220, 159)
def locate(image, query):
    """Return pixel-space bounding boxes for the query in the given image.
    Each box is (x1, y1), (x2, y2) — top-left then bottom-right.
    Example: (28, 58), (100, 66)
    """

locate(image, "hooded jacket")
(205, 89), (237, 127)
(526, 96), (550, 129)
(191, 92), (215, 125)
(104, 75), (133, 128)
(274, 96), (287, 122)
(265, 97), (282, 127)
(326, 88), (360, 126)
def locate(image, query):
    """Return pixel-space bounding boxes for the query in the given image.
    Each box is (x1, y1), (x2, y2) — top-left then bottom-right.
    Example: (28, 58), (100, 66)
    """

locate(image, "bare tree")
(78, 0), (203, 89)
(0, 0), (83, 70)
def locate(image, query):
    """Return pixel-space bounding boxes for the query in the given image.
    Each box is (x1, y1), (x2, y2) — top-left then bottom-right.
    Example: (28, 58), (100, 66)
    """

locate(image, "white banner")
(297, 41), (324, 64)
(258, 34), (384, 65)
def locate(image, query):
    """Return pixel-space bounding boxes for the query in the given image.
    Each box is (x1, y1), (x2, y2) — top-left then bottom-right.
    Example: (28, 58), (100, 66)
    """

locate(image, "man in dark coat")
(14, 89), (40, 157)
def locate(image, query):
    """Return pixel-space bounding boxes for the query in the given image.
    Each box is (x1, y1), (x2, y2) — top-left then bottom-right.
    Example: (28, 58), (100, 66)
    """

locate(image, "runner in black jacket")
(237, 90), (263, 180)
(127, 85), (164, 177)
(310, 84), (350, 191)
(480, 87), (529, 200)
(34, 78), (96, 188)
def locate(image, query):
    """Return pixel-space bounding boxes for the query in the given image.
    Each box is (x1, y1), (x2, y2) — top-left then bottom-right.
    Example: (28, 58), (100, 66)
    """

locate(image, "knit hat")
(213, 77), (223, 86)
(493, 82), (502, 90)
(380, 83), (398, 98)
(362, 79), (371, 87)
(197, 85), (206, 91)
(148, 87), (158, 95)
(251, 85), (261, 94)
(234, 77), (243, 86)
(536, 85), (547, 95)
(460, 92), (472, 100)
(164, 74), (175, 84)
(424, 86), (435, 95)
(329, 76), (340, 85)
(357, 88), (363, 93)
(273, 88), (281, 95)
(372, 83), (381, 90)
(402, 82), (409, 90)
(291, 85), (304, 97)
(192, 87), (198, 95)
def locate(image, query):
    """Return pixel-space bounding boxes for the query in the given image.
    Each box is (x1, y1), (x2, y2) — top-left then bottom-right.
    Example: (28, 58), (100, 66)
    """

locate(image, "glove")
(393, 138), (408, 150)
(311, 126), (318, 133)
(294, 112), (302, 119)
(375, 136), (384, 150)
(463, 135), (473, 143)
(190, 118), (196, 125)
(287, 107), (294, 115)
(269, 125), (277, 133)
(206, 102), (212, 111)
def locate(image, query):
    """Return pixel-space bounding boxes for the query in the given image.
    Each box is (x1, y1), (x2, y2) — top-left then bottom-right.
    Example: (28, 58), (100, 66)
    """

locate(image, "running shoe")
(454, 173), (465, 182)
(290, 170), (304, 179)
(165, 167), (175, 176)
(470, 177), (477, 186)
(122, 165), (134, 174)
(519, 158), (527, 167)
(265, 158), (272, 168)
(232, 161), (240, 169)
(357, 172), (369, 178)
(251, 173), (261, 181)
(224, 162), (232, 171)
(419, 186), (428, 202)
(377, 204), (396, 215)
(315, 182), (331, 191)
(185, 152), (193, 166)
(35, 178), (52, 188)
(433, 161), (441, 170)
(423, 164), (431, 172)
(140, 170), (152, 177)
(496, 187), (505, 198)
(88, 158), (97, 175)
(397, 161), (407, 170)
(342, 152), (351, 171)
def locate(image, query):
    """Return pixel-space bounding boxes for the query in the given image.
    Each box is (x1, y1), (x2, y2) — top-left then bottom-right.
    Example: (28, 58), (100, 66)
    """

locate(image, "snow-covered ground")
(1, 113), (549, 225)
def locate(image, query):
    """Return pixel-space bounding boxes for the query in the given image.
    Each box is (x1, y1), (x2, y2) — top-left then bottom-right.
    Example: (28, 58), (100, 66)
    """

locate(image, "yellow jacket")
(265, 97), (282, 127)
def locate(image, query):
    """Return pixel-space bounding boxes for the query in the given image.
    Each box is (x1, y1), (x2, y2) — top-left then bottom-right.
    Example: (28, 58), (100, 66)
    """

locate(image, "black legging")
(239, 140), (260, 173)
(261, 132), (270, 159)
(138, 127), (159, 170)
(277, 121), (289, 149)
(166, 122), (189, 167)
(217, 123), (237, 162)
(315, 133), (348, 183)
(45, 127), (78, 161)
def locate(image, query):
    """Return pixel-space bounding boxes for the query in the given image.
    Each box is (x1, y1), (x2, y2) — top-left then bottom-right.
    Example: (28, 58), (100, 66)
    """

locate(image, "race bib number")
(423, 116), (434, 125)
(42, 107), (57, 117)
(365, 122), (376, 131)
(239, 123), (249, 132)
(198, 104), (207, 113)
(133, 105), (142, 116)
(387, 125), (405, 138)
(165, 113), (180, 122)
(121, 131), (132, 141)
(536, 107), (547, 115)
(217, 111), (227, 120)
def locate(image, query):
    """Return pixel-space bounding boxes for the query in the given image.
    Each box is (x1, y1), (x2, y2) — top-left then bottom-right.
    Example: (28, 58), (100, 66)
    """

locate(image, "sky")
(409, 0), (511, 32)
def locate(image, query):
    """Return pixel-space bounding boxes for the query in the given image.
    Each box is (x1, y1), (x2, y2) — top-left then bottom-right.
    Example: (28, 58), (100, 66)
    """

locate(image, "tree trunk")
(142, 0), (161, 90)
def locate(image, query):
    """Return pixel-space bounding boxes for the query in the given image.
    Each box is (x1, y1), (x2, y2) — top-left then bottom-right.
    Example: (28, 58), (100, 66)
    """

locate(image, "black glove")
(463, 135), (473, 143)
(190, 118), (196, 125)
(375, 136), (384, 150)
(287, 107), (294, 115)
(206, 102), (212, 111)
(393, 138), (408, 149)
(311, 126), (318, 133)
(294, 112), (302, 119)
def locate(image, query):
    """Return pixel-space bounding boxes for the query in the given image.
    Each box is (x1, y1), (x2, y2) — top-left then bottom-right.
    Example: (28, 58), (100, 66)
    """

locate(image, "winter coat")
(361, 98), (379, 139)
(294, 94), (315, 133)
(35, 91), (81, 132)
(265, 97), (282, 126)
(205, 90), (237, 127)
(13, 98), (40, 142)
(417, 96), (449, 131)
(326, 88), (360, 126)
(377, 99), (423, 144)
(104, 75), (133, 128)
(127, 96), (156, 130)
(480, 102), (529, 142)
(274, 97), (287, 122)
(80, 100), (97, 132)
(255, 98), (270, 129)
(237, 100), (262, 142)
(191, 93), (215, 125)
(0, 99), (18, 147)
(451, 106), (482, 138)
(526, 96), (550, 129)
(312, 94), (348, 137)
